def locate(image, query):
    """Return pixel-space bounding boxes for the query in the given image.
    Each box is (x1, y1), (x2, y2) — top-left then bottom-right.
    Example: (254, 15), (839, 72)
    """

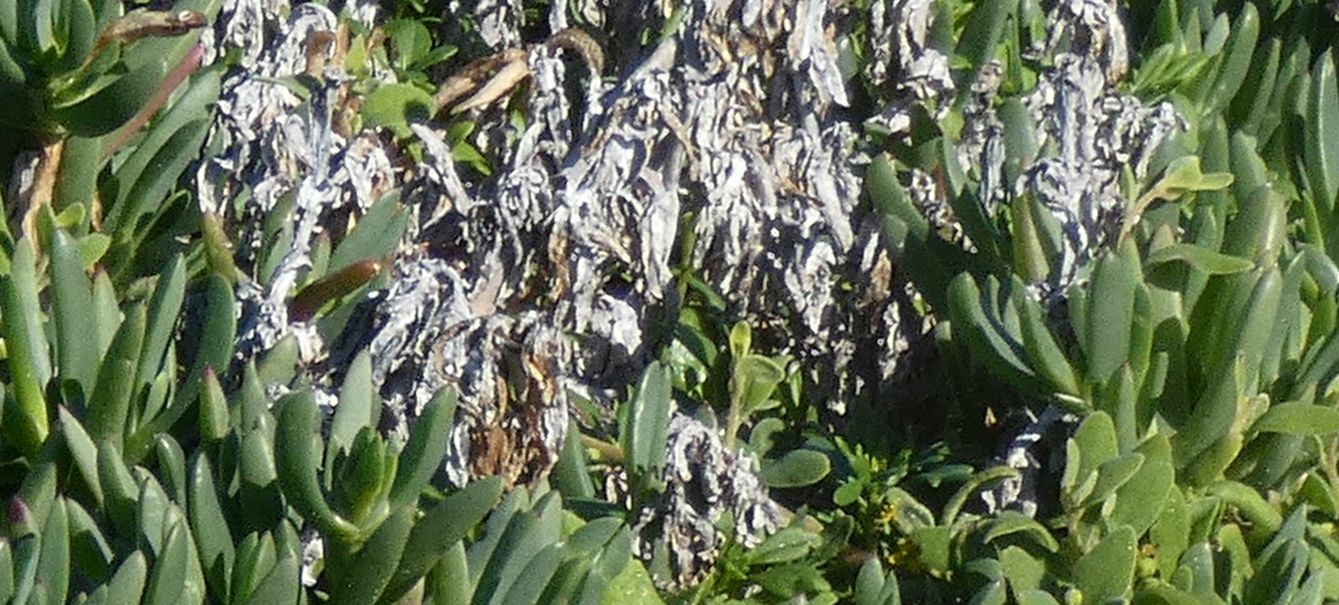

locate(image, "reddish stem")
(102, 43), (206, 159)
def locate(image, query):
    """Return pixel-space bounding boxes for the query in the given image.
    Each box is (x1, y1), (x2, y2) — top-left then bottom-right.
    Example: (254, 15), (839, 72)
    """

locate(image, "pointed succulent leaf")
(946, 273), (1038, 389)
(171, 272), (236, 419)
(142, 520), (189, 605)
(1306, 48), (1339, 209)
(1206, 2), (1258, 112)
(2, 237), (50, 453)
(622, 361), (672, 480)
(238, 422), (284, 533)
(1145, 244), (1253, 275)
(328, 191), (409, 274)
(1086, 241), (1140, 383)
(1180, 267), (1281, 466)
(586, 527), (634, 598)
(154, 434), (188, 504)
(336, 428), (391, 528)
(1250, 402), (1339, 435)
(0, 537), (14, 601)
(103, 121), (210, 267)
(541, 557), (593, 605)
(58, 406), (103, 507)
(330, 349), (377, 462)
(1010, 277), (1081, 399)
(1222, 186), (1287, 266)
(257, 334), (300, 387)
(236, 361), (267, 431)
(16, 461), (57, 534)
(1173, 541), (1215, 596)
(230, 532), (276, 604)
(8, 532), (40, 605)
(475, 493), (564, 605)
(378, 476), (505, 604)
(328, 504), (416, 604)
(389, 386), (457, 509)
(96, 441), (138, 537)
(553, 419), (596, 499)
(198, 368), (229, 442)
(50, 229), (98, 396)
(103, 551), (149, 605)
(500, 543), (564, 605)
(1298, 471), (1339, 518)
(431, 542), (472, 605)
(86, 303), (145, 448)
(135, 254), (185, 393)
(135, 471), (174, 556)
(1244, 536), (1309, 604)
(36, 497), (70, 605)
(275, 390), (357, 538)
(468, 489), (530, 588)
(236, 550), (299, 605)
(188, 453), (234, 601)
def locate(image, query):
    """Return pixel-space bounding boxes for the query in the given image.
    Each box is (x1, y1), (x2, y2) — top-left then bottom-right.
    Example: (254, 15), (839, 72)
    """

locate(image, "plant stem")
(102, 43), (205, 160)
(580, 434), (624, 463)
(724, 391), (742, 450)
(11, 135), (65, 244)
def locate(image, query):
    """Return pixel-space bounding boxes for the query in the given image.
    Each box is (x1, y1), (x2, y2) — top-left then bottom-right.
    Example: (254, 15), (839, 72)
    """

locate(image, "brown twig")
(431, 28), (606, 116)
(15, 136), (65, 241)
(304, 30), (336, 77)
(545, 27), (605, 75)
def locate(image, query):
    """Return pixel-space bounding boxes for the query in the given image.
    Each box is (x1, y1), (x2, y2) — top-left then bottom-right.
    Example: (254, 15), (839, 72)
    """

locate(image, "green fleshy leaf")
(1250, 402), (1339, 435)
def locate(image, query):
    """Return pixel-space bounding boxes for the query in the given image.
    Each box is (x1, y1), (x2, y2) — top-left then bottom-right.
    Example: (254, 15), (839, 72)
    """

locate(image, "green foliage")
(7, 0), (1339, 601)
(859, 0), (1339, 598)
(0, 0), (217, 137)
(0, 202), (622, 605)
(723, 322), (789, 449)
(362, 83), (436, 138)
(619, 361), (672, 504)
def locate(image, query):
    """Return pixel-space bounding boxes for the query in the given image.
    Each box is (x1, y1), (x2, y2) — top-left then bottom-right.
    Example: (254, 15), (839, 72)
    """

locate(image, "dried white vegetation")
(965, 0), (1184, 515)
(631, 414), (782, 591)
(1015, 55), (1182, 301)
(866, 0), (955, 134)
(194, 0), (1181, 589)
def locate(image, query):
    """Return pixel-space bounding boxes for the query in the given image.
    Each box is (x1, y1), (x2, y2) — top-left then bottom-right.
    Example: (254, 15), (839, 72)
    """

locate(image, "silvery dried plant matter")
(6, 0), (1339, 599)
(187, 0), (1186, 591)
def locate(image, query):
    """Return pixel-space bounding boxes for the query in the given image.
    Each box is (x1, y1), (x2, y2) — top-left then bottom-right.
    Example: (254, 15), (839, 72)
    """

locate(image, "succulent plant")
(0, 0), (215, 135)
(851, 0), (1339, 599)
(0, 233), (650, 604)
(6, 0), (1339, 602)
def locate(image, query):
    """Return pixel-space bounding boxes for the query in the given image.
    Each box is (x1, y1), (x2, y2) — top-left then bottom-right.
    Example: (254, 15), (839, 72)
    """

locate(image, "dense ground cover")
(2, 0), (1339, 602)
